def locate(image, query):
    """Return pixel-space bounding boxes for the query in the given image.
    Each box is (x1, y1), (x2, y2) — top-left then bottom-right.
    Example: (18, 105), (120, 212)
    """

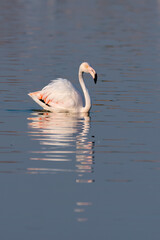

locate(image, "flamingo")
(28, 62), (97, 113)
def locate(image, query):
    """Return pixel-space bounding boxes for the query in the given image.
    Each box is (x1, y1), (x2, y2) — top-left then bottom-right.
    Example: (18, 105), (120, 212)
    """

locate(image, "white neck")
(79, 69), (91, 113)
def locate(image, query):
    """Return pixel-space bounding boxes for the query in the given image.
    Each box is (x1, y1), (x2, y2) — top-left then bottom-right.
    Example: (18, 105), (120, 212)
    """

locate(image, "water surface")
(1, 0), (160, 239)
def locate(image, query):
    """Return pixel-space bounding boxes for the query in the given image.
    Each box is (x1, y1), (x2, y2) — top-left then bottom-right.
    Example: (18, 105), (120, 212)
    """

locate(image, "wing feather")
(41, 78), (83, 110)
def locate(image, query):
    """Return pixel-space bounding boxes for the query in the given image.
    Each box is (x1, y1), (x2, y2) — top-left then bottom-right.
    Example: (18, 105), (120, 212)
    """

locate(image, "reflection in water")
(27, 111), (95, 221)
(27, 112), (94, 177)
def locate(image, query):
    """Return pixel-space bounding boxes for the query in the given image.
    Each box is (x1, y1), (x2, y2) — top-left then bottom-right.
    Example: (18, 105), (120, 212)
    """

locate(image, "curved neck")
(79, 69), (91, 112)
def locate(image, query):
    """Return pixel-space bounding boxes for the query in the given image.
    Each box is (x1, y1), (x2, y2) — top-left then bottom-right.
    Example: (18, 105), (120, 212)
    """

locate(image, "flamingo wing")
(29, 78), (83, 112)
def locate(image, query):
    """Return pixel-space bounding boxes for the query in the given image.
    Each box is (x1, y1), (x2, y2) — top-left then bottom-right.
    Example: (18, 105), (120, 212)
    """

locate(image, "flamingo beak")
(89, 67), (97, 84)
(94, 73), (97, 84)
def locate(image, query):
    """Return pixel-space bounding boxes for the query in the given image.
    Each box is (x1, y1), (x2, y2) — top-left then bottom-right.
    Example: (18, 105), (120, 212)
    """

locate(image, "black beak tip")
(94, 73), (97, 84)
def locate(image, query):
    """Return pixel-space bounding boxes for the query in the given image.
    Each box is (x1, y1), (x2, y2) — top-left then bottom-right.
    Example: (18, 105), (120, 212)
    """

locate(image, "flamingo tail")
(28, 91), (51, 111)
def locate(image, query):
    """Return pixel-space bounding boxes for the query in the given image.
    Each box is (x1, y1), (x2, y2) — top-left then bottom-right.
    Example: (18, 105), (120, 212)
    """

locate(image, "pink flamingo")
(28, 62), (97, 113)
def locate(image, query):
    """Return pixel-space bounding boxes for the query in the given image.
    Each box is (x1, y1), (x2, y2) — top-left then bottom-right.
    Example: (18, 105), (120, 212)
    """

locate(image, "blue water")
(1, 0), (160, 239)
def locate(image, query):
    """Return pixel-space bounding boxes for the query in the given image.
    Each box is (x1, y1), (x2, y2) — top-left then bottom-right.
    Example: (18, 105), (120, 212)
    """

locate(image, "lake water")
(1, 0), (160, 239)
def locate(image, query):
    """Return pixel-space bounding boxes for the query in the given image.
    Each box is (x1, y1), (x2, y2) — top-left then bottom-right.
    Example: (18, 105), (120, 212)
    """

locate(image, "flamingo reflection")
(27, 111), (95, 222)
(27, 111), (95, 182)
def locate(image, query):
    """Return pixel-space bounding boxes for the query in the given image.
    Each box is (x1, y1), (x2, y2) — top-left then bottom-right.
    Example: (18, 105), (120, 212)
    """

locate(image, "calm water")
(1, 0), (160, 239)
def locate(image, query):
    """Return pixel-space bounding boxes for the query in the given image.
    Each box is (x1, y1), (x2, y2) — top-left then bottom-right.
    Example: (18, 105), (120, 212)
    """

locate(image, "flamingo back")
(29, 78), (83, 112)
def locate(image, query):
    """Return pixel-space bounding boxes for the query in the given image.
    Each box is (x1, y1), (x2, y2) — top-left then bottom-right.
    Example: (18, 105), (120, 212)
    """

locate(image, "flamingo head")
(80, 62), (97, 84)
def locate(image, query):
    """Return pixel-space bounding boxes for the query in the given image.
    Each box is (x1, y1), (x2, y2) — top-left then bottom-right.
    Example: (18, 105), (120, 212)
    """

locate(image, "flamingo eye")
(84, 63), (89, 68)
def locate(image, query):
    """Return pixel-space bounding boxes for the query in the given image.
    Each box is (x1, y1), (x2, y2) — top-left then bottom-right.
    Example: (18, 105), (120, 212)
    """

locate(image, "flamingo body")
(28, 62), (97, 113)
